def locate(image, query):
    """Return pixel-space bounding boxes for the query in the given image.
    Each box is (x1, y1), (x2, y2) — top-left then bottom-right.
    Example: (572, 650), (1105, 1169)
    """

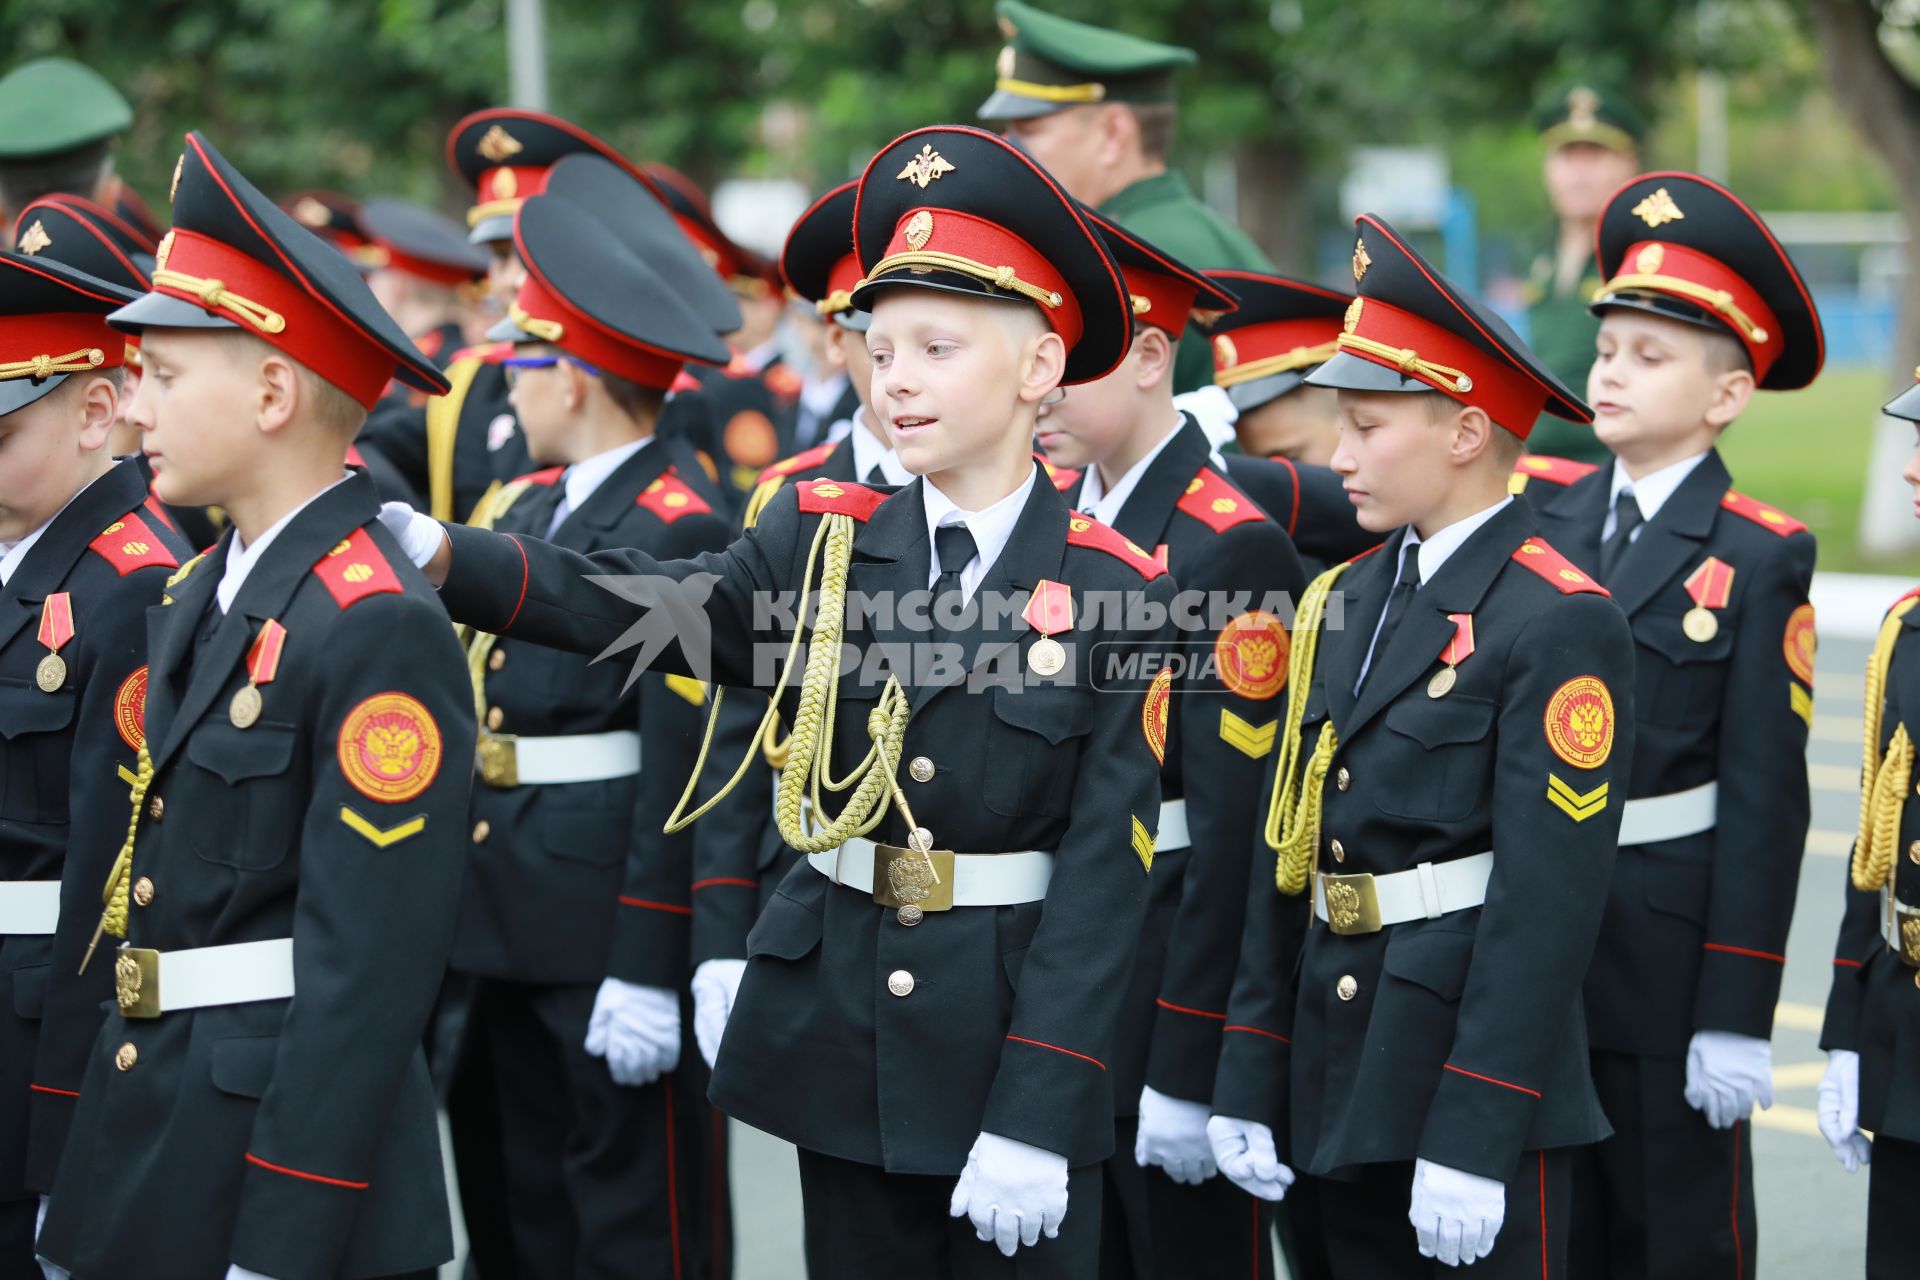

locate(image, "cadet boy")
(979, 0), (1270, 395)
(384, 125), (1178, 1277)
(1513, 172), (1821, 1280)
(1197, 269), (1382, 575)
(0, 250), (185, 1269)
(1033, 210), (1301, 1279)
(1210, 214), (1635, 1276)
(1819, 370), (1920, 1279)
(34, 132), (473, 1280)
(450, 168), (739, 1279)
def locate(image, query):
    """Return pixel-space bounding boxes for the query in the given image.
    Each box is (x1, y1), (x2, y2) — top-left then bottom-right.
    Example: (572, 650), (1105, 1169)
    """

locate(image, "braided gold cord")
(81, 744), (153, 973)
(1263, 564), (1352, 895)
(151, 269), (286, 334)
(1335, 332), (1473, 395)
(0, 347), (104, 381)
(1851, 600), (1919, 891)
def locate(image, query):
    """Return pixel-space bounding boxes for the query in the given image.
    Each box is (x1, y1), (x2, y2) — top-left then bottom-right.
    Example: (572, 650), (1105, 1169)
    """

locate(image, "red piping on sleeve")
(1443, 1063), (1541, 1098)
(1223, 1025), (1289, 1044)
(245, 1152), (369, 1189)
(1006, 1035), (1105, 1071)
(1704, 942), (1785, 964)
(1155, 997), (1226, 1021)
(620, 896), (694, 917)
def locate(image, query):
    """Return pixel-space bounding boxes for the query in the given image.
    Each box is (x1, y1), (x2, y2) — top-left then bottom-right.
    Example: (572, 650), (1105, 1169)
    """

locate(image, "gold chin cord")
(1851, 597), (1920, 894)
(664, 510), (920, 851)
(1262, 563), (1353, 896)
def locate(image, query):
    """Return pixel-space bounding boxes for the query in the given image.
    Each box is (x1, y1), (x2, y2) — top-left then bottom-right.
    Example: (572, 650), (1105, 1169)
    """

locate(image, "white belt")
(1617, 781), (1718, 847)
(1157, 799), (1190, 853)
(0, 882), (59, 935)
(478, 730), (641, 787)
(1313, 851), (1494, 935)
(807, 836), (1054, 908)
(115, 938), (294, 1018)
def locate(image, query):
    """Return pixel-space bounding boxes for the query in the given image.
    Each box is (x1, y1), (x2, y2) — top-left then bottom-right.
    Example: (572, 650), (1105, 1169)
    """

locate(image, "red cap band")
(1601, 240), (1785, 382)
(469, 166), (551, 229)
(1116, 262), (1197, 337)
(819, 252), (864, 315)
(0, 311), (126, 375)
(1340, 297), (1549, 436)
(1212, 316), (1343, 385)
(352, 242), (478, 288)
(867, 206), (1078, 349)
(511, 271), (686, 390)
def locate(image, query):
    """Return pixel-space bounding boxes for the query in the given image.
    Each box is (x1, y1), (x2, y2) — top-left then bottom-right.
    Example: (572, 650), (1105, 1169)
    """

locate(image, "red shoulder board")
(1511, 537), (1610, 596)
(796, 479), (887, 522)
(1719, 490), (1807, 537)
(314, 528), (405, 608)
(759, 441), (837, 484)
(670, 369), (702, 395)
(1034, 453), (1082, 491)
(451, 341), (515, 366)
(417, 328), (446, 361)
(1176, 466), (1266, 534)
(1345, 543), (1384, 565)
(514, 466), (565, 487)
(637, 469), (714, 523)
(1512, 455), (1600, 487)
(345, 444), (366, 469)
(141, 493), (179, 533)
(1066, 514), (1168, 580)
(88, 511), (180, 576)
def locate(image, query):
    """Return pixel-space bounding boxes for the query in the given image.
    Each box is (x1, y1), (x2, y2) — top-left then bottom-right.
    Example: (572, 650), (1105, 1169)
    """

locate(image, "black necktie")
(1600, 489), (1642, 579)
(932, 523), (978, 638)
(1361, 547), (1422, 692)
(865, 462), (886, 485)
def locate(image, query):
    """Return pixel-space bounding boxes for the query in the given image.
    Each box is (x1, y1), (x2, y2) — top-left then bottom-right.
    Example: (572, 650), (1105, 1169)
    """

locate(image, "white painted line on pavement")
(1776, 1001), (1825, 1032)
(1753, 1103), (1822, 1137)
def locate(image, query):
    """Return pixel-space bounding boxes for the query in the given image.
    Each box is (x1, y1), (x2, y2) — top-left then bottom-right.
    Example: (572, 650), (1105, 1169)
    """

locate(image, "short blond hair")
(219, 331), (366, 437)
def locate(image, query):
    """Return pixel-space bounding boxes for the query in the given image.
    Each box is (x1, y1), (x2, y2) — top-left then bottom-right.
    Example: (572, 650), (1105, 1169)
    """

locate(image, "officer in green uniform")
(1522, 84), (1644, 462)
(978, 0), (1271, 395)
(0, 58), (134, 227)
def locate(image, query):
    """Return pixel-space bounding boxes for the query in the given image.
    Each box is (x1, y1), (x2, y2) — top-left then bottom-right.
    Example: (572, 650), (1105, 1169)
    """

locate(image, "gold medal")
(35, 652), (66, 693)
(1427, 666), (1457, 699)
(1028, 635), (1066, 676)
(229, 682), (263, 729)
(1683, 606), (1718, 643)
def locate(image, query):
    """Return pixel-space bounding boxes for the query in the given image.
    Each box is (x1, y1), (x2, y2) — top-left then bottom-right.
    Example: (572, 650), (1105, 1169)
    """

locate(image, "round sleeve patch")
(337, 693), (444, 803)
(723, 410), (779, 468)
(1142, 668), (1173, 765)
(114, 665), (149, 752)
(1214, 610), (1290, 700)
(1783, 603), (1816, 686)
(1544, 676), (1614, 769)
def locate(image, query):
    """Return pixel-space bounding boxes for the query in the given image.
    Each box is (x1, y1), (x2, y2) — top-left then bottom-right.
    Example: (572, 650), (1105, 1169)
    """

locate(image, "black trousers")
(450, 978), (728, 1280)
(2, 1195), (33, 1280)
(1568, 1050), (1755, 1280)
(1098, 1116), (1275, 1280)
(1869, 1135), (1920, 1279)
(1318, 1149), (1571, 1279)
(797, 1147), (1101, 1280)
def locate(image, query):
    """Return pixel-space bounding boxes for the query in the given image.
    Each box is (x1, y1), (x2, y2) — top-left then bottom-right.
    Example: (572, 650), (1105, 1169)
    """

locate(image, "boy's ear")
(75, 374), (118, 453)
(1446, 402), (1498, 467)
(1133, 327), (1174, 390)
(1019, 330), (1068, 405)
(1705, 367), (1755, 430)
(254, 352), (301, 437)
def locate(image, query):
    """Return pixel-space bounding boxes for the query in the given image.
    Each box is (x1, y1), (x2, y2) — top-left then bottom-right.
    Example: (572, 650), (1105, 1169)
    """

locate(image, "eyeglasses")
(501, 354), (601, 386)
(1040, 387), (1067, 406)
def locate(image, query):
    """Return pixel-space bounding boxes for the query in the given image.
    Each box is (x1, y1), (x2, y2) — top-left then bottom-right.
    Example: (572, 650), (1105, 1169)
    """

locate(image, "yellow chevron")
(665, 674), (707, 706)
(1546, 772), (1608, 822)
(338, 805), (427, 849)
(1219, 708), (1278, 759)
(1131, 814), (1155, 873)
(1789, 682), (1813, 729)
(118, 763), (139, 789)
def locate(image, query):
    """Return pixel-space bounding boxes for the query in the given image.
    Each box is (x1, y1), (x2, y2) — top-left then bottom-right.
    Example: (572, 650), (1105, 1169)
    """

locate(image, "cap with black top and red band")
(14, 194), (153, 291)
(0, 248), (139, 416)
(643, 161), (781, 297)
(108, 132), (452, 410)
(781, 180), (864, 331)
(447, 108), (667, 247)
(1077, 204), (1237, 340)
(352, 196), (488, 287)
(1196, 270), (1351, 412)
(1307, 213), (1591, 436)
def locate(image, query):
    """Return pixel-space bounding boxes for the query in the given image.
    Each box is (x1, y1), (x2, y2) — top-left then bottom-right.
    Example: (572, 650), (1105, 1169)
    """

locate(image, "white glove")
(691, 958), (747, 1069)
(948, 1131), (1070, 1257)
(35, 1195), (68, 1280)
(1172, 385), (1240, 451)
(1134, 1085), (1218, 1185)
(225, 1268), (277, 1280)
(376, 501), (447, 569)
(1818, 1048), (1871, 1173)
(1206, 1115), (1295, 1202)
(583, 977), (681, 1086)
(1683, 1030), (1774, 1129)
(1409, 1158), (1504, 1267)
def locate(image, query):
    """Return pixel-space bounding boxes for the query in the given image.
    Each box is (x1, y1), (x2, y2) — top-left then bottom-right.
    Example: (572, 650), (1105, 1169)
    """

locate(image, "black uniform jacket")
(1223, 453), (1382, 576)
(3, 461), (189, 1195)
(1215, 499), (1634, 1184)
(436, 467), (1179, 1174)
(1060, 418), (1307, 1111)
(1525, 449), (1814, 1054)
(357, 343), (531, 524)
(39, 474), (476, 1280)
(461, 441), (732, 989)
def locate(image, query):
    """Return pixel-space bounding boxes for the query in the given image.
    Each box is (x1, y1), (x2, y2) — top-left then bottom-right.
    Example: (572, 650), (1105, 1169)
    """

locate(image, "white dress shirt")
(920, 463), (1039, 601)
(1075, 415), (1185, 526)
(1354, 497), (1513, 692)
(549, 438), (651, 536)
(1602, 452), (1709, 541)
(847, 413), (913, 487)
(0, 495), (81, 588)
(216, 475), (352, 613)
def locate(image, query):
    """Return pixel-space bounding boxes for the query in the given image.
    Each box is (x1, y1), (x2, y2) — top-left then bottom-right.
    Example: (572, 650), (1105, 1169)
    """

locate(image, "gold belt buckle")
(872, 844), (956, 913)
(477, 733), (519, 788)
(1320, 872), (1382, 935)
(114, 946), (162, 1019)
(1895, 902), (1920, 967)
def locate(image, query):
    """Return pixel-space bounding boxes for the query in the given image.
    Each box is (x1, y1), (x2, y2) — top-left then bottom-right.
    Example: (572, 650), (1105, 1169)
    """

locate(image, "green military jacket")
(1522, 239), (1608, 463)
(1101, 169), (1271, 394)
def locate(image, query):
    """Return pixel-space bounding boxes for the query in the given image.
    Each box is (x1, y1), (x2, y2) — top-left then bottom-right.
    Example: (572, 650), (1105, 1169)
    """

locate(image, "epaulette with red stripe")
(89, 511), (179, 576)
(1511, 455), (1600, 487)
(313, 528), (404, 608)
(141, 494), (179, 533)
(450, 341), (515, 366)
(796, 479), (887, 522)
(1720, 489), (1807, 537)
(1511, 537), (1609, 596)
(759, 441), (838, 484)
(1066, 514), (1167, 580)
(637, 468), (714, 523)
(514, 466), (565, 487)
(1175, 466), (1266, 534)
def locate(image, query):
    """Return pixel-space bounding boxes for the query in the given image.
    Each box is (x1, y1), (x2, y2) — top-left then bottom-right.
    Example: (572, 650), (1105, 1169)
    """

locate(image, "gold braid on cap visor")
(1215, 340), (1340, 388)
(0, 348), (105, 380)
(1597, 275), (1771, 345)
(816, 289), (855, 317)
(508, 304), (564, 342)
(859, 251), (1064, 311)
(150, 269), (288, 335)
(994, 76), (1107, 103)
(467, 198), (522, 229)
(1334, 331), (1474, 394)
